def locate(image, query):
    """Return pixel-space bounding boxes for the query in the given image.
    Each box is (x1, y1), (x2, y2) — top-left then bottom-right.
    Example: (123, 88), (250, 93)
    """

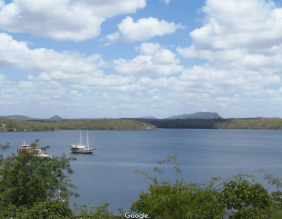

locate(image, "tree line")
(0, 118), (157, 132)
(122, 118), (282, 130)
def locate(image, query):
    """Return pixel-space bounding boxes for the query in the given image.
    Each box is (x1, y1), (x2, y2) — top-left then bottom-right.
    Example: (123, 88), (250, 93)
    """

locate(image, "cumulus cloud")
(177, 0), (282, 72)
(36, 71), (136, 88)
(176, 0), (282, 104)
(136, 42), (161, 55)
(104, 32), (120, 46)
(0, 0), (146, 41)
(180, 65), (281, 90)
(190, 0), (280, 50)
(105, 16), (185, 44)
(114, 42), (183, 76)
(0, 33), (106, 73)
(109, 84), (144, 92)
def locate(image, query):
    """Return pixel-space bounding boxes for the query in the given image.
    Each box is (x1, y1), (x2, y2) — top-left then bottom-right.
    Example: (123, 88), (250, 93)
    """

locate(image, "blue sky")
(0, 0), (282, 119)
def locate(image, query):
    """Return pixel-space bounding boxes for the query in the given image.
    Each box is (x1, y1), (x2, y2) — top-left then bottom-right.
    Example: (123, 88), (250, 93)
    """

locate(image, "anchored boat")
(17, 141), (52, 158)
(70, 132), (98, 154)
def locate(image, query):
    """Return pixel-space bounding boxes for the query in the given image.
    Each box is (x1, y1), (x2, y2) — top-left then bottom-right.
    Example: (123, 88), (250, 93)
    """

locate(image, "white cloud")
(0, 0), (146, 41)
(36, 71), (136, 87)
(178, 0), (282, 67)
(136, 42), (161, 55)
(109, 84), (144, 92)
(104, 31), (120, 46)
(176, 0), (282, 103)
(18, 81), (33, 88)
(0, 73), (6, 82)
(137, 77), (168, 87)
(160, 0), (171, 5)
(114, 42), (183, 76)
(191, 0), (279, 50)
(179, 65), (281, 89)
(106, 16), (185, 43)
(151, 95), (161, 100)
(114, 56), (183, 76)
(177, 45), (197, 59)
(153, 49), (180, 64)
(0, 33), (106, 73)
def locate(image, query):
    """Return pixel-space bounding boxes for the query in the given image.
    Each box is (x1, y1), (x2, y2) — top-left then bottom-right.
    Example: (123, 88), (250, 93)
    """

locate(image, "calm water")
(1, 129), (282, 214)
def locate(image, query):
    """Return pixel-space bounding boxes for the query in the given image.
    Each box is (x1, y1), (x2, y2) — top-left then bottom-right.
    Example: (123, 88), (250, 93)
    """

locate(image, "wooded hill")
(122, 118), (282, 130)
(0, 118), (157, 131)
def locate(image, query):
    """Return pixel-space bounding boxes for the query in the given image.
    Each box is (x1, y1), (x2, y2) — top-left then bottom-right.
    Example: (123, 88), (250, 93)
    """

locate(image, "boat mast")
(87, 132), (89, 150)
(80, 131), (82, 145)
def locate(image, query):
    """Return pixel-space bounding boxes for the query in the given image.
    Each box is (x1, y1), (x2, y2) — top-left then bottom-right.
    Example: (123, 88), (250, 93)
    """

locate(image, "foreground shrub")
(131, 154), (282, 219)
(0, 199), (73, 218)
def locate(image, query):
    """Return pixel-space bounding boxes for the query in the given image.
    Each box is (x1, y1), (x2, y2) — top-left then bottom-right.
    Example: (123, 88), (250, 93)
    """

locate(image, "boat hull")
(70, 147), (97, 154)
(71, 151), (93, 154)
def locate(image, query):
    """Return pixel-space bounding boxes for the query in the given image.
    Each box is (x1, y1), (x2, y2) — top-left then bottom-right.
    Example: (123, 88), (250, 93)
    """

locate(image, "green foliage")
(219, 180), (272, 218)
(0, 118), (157, 131)
(125, 118), (282, 130)
(0, 139), (79, 208)
(0, 142), (10, 152)
(214, 118), (282, 130)
(131, 154), (282, 219)
(0, 142), (10, 158)
(0, 199), (73, 218)
(72, 202), (123, 218)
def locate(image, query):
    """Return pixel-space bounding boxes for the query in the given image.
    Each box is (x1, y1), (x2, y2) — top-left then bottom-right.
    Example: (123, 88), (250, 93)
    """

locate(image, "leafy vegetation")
(124, 118), (282, 130)
(2, 116), (282, 131)
(0, 142), (10, 158)
(0, 139), (78, 207)
(0, 140), (124, 218)
(131, 154), (282, 218)
(0, 118), (157, 131)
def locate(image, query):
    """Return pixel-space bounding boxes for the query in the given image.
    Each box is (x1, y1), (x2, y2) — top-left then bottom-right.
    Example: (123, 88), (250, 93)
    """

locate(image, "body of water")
(1, 129), (282, 214)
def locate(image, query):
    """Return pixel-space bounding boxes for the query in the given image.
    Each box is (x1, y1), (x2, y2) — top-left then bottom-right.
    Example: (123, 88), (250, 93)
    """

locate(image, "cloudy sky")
(0, 0), (282, 119)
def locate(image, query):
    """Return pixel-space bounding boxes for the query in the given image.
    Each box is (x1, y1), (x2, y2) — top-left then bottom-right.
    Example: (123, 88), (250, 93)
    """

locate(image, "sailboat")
(70, 132), (98, 154)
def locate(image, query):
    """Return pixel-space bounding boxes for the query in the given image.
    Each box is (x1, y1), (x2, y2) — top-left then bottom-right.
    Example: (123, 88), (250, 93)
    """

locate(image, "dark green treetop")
(0, 139), (79, 208)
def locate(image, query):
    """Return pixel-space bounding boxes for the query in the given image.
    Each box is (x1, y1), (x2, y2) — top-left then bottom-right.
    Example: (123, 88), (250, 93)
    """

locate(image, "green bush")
(131, 154), (282, 219)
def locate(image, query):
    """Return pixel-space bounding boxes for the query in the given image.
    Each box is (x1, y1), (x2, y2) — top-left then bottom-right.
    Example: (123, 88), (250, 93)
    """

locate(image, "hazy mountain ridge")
(166, 112), (222, 119)
(139, 116), (158, 119)
(0, 115), (33, 120)
(48, 115), (64, 120)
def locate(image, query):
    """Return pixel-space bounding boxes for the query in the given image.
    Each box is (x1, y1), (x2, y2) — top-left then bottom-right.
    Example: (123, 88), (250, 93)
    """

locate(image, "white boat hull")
(70, 132), (98, 154)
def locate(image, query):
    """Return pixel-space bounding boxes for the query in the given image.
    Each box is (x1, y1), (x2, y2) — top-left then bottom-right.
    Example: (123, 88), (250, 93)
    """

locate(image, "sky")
(0, 0), (282, 119)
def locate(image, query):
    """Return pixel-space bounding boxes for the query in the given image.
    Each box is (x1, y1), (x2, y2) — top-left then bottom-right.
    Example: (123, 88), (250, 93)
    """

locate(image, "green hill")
(0, 118), (157, 131)
(122, 118), (282, 130)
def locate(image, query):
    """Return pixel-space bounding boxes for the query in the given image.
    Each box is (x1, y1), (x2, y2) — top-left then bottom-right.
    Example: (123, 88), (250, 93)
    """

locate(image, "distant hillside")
(48, 115), (64, 120)
(166, 112), (222, 119)
(0, 118), (157, 131)
(139, 116), (158, 119)
(0, 115), (33, 120)
(124, 118), (282, 130)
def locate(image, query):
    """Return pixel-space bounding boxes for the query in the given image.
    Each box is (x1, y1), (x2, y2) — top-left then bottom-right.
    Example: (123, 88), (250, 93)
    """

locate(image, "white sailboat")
(70, 132), (98, 154)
